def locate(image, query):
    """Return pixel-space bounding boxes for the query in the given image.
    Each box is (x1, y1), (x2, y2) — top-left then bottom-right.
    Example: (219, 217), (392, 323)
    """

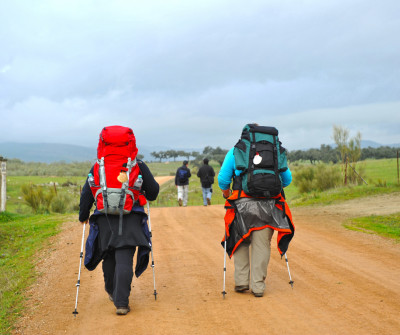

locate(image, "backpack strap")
(117, 157), (134, 235)
(273, 136), (281, 193)
(99, 157), (108, 215)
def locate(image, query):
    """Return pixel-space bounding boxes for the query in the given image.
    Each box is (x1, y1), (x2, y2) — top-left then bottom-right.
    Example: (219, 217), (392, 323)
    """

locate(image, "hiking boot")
(251, 291), (264, 297)
(234, 285), (249, 292)
(116, 306), (130, 315)
(178, 199), (183, 206)
(207, 198), (211, 205)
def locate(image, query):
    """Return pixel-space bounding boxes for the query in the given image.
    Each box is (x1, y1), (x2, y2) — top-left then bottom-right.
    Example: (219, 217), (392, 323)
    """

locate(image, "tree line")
(288, 144), (399, 164)
(150, 146), (228, 166)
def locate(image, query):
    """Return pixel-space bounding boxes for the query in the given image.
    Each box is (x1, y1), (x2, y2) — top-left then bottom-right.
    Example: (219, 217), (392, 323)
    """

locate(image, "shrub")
(294, 166), (315, 193)
(51, 194), (69, 213)
(294, 163), (341, 194)
(21, 184), (55, 214)
(314, 164), (341, 191)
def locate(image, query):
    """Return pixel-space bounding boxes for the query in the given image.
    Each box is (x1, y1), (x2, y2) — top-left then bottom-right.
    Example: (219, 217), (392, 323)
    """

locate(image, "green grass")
(6, 176), (85, 213)
(146, 161), (183, 176)
(344, 213), (400, 240)
(0, 212), (69, 334)
(286, 158), (400, 206)
(4, 158), (400, 210)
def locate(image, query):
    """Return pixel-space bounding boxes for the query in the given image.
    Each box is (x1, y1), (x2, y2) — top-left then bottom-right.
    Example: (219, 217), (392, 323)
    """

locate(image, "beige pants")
(234, 227), (274, 294)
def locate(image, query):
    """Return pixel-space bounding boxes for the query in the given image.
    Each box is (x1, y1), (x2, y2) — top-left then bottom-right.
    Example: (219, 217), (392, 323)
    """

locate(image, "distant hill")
(0, 142), (96, 163)
(0, 142), (200, 163)
(361, 140), (400, 149)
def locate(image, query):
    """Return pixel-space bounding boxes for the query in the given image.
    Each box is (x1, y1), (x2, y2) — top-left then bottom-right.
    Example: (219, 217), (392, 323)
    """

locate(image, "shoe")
(207, 198), (211, 205)
(235, 285), (249, 292)
(251, 291), (264, 297)
(178, 199), (183, 206)
(116, 306), (130, 315)
(108, 293), (113, 302)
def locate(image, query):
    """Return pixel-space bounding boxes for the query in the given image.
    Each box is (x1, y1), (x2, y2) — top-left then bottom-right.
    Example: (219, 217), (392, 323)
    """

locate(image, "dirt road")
(14, 191), (400, 335)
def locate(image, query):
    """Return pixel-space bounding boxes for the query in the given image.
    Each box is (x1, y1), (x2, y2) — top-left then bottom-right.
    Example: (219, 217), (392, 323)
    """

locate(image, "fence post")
(397, 150), (399, 185)
(0, 157), (7, 212)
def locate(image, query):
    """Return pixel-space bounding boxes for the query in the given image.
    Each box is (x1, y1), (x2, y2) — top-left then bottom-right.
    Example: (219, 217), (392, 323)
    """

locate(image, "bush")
(314, 164), (342, 191)
(21, 184), (55, 214)
(294, 166), (315, 193)
(51, 194), (69, 213)
(294, 163), (341, 194)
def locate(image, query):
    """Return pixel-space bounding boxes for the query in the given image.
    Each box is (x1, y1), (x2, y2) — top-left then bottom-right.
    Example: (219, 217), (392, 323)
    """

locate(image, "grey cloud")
(0, 0), (399, 151)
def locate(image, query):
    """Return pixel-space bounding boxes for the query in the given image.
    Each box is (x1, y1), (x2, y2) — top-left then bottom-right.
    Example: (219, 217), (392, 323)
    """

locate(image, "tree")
(332, 125), (349, 166)
(150, 151), (161, 163)
(332, 125), (362, 185)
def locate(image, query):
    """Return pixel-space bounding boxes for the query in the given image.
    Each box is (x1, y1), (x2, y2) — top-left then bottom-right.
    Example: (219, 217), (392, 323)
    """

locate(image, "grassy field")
(285, 158), (400, 206)
(3, 158), (400, 211)
(344, 213), (400, 240)
(6, 176), (85, 214)
(0, 212), (69, 334)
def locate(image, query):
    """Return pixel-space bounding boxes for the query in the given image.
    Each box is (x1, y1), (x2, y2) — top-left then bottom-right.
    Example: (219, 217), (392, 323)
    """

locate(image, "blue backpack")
(178, 168), (188, 183)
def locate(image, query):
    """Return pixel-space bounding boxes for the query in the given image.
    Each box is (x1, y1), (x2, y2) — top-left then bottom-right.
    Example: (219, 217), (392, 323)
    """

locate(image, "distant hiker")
(197, 158), (215, 206)
(79, 126), (159, 315)
(175, 160), (191, 206)
(218, 124), (295, 297)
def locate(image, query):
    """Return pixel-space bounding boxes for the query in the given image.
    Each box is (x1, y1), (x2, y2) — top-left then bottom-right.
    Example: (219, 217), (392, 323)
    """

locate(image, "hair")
(203, 158), (209, 164)
(183, 160), (188, 165)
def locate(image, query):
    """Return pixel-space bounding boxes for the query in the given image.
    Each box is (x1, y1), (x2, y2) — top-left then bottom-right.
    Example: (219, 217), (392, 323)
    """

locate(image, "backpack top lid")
(244, 124), (278, 136)
(97, 125), (138, 159)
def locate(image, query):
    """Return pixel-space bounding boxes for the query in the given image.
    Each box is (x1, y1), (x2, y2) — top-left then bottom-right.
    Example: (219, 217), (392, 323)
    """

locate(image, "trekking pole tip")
(289, 280), (294, 288)
(72, 310), (78, 317)
(154, 290), (157, 300)
(222, 291), (227, 299)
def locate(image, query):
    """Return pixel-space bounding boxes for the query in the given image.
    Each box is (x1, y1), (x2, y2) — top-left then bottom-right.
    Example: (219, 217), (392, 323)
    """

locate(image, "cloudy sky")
(0, 0), (399, 152)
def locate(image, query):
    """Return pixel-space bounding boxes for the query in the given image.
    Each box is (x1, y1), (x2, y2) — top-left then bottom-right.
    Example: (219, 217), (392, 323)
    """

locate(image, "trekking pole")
(222, 232), (227, 299)
(146, 201), (158, 300)
(284, 253), (294, 288)
(73, 223), (86, 317)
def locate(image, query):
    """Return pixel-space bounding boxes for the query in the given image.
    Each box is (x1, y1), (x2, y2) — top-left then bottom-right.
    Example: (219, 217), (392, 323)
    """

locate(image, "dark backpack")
(178, 168), (188, 183)
(233, 124), (288, 198)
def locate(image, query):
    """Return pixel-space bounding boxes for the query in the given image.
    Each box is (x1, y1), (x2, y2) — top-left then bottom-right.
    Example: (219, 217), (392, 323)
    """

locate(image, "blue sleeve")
(218, 148), (235, 190)
(280, 168), (292, 188)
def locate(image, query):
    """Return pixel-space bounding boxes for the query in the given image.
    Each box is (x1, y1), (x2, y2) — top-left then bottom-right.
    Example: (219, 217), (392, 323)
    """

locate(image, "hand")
(222, 189), (231, 199)
(80, 220), (88, 224)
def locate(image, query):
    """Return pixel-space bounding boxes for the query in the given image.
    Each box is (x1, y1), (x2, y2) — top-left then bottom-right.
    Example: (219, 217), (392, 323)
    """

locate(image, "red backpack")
(89, 126), (146, 234)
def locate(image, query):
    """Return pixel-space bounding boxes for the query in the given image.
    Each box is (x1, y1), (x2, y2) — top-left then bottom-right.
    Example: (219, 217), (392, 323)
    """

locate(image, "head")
(203, 158), (209, 165)
(183, 160), (188, 166)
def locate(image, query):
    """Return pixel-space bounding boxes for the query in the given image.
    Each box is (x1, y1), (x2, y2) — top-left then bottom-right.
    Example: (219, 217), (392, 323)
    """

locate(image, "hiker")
(218, 123), (295, 297)
(79, 126), (159, 315)
(175, 160), (191, 206)
(197, 158), (215, 206)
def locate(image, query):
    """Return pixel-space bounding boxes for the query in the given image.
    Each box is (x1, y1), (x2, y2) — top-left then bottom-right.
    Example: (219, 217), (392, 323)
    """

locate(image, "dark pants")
(102, 247), (136, 308)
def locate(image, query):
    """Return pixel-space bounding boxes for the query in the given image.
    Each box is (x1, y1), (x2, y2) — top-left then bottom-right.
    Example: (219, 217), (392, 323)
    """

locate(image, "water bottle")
(88, 173), (95, 187)
(133, 175), (143, 190)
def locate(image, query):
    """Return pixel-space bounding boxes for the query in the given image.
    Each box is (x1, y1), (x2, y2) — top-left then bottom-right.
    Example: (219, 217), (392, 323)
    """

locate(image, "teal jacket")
(218, 148), (292, 191)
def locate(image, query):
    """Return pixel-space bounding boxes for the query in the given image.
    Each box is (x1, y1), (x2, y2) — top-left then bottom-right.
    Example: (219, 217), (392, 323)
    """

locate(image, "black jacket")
(197, 164), (215, 188)
(175, 165), (191, 186)
(79, 160), (159, 222)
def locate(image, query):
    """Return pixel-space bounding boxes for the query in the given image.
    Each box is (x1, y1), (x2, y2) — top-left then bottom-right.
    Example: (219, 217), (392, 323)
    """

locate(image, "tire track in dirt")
(14, 193), (400, 335)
